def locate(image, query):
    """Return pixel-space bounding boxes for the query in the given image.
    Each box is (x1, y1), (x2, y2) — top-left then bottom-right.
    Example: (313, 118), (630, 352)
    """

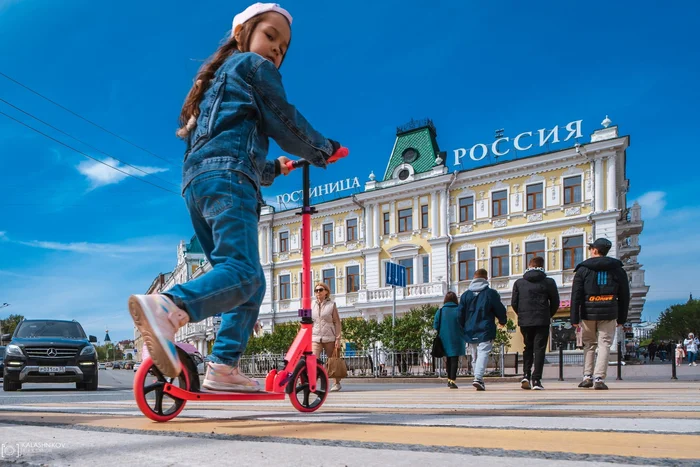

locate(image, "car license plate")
(39, 366), (65, 373)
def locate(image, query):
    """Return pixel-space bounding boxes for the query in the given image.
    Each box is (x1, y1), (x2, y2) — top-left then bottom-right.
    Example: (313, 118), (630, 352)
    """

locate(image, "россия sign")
(453, 119), (583, 165)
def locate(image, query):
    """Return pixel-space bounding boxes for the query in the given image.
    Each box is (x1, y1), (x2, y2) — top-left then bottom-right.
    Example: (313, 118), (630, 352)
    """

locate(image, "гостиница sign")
(453, 119), (584, 165)
(276, 177), (361, 206)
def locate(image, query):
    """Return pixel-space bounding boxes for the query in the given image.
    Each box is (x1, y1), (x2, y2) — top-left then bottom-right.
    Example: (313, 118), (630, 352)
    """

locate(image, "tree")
(342, 317), (381, 351)
(95, 345), (107, 361)
(0, 314), (24, 337)
(243, 321), (300, 355)
(653, 298), (700, 342)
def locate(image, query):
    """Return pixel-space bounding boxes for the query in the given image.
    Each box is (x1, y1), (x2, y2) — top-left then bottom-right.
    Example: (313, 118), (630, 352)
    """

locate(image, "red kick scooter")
(133, 148), (349, 422)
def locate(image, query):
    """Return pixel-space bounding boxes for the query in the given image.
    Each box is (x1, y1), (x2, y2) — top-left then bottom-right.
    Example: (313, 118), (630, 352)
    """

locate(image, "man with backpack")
(459, 268), (507, 391)
(570, 238), (630, 390)
(511, 256), (560, 390)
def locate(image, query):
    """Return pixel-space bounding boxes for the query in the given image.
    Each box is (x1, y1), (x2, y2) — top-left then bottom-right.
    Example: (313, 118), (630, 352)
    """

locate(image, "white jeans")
(468, 341), (493, 381)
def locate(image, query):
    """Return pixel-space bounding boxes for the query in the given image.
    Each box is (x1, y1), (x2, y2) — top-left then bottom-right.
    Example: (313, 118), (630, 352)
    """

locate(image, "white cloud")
(76, 157), (168, 189)
(2, 232), (172, 256)
(635, 191), (666, 219)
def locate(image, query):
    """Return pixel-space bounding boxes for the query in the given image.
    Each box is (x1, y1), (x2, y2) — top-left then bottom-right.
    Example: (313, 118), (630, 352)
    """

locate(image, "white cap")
(231, 3), (292, 38)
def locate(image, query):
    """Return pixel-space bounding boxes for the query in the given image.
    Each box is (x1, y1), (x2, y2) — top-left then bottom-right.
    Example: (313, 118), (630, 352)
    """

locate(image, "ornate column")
(366, 204), (374, 248)
(431, 191), (439, 238)
(390, 201), (396, 235)
(606, 155), (617, 211)
(594, 158), (604, 212)
(439, 190), (448, 237)
(373, 203), (381, 246)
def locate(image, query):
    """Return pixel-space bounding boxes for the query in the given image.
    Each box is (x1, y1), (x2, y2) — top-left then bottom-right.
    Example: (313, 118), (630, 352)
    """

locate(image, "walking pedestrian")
(459, 269), (507, 391)
(570, 238), (630, 390)
(511, 256), (560, 390)
(312, 282), (343, 391)
(684, 333), (699, 367)
(433, 292), (467, 389)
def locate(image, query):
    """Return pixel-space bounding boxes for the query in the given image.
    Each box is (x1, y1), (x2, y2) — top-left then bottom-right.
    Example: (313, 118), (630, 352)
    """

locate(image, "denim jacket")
(181, 51), (334, 194)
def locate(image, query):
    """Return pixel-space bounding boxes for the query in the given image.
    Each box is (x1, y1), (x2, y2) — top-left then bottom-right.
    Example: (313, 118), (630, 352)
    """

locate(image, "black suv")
(2, 319), (98, 391)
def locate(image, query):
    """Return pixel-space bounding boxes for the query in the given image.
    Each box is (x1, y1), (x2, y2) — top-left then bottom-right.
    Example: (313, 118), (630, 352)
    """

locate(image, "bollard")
(671, 349), (678, 380)
(616, 341), (623, 381)
(558, 344), (564, 381)
(515, 352), (519, 374)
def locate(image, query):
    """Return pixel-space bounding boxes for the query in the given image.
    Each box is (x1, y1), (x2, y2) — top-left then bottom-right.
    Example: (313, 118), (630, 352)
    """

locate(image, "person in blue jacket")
(459, 269), (507, 391)
(433, 291), (466, 389)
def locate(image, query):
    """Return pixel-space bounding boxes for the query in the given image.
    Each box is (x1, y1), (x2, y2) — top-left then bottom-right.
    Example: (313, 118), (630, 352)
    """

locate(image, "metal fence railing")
(238, 345), (518, 378)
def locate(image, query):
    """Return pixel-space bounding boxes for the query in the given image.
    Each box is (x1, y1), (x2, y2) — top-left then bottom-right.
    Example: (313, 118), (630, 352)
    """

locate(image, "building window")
(279, 274), (290, 300)
(422, 256), (430, 283)
(279, 231), (289, 253)
(526, 183), (543, 211)
(346, 218), (357, 242)
(458, 250), (476, 281)
(525, 240), (545, 268)
(399, 258), (413, 286)
(491, 245), (510, 277)
(346, 265), (360, 293)
(421, 205), (429, 229)
(323, 223), (333, 246)
(563, 236), (584, 270)
(563, 176), (582, 205)
(383, 212), (390, 235)
(322, 269), (336, 295)
(398, 208), (412, 233)
(492, 190), (508, 217)
(459, 196), (474, 222)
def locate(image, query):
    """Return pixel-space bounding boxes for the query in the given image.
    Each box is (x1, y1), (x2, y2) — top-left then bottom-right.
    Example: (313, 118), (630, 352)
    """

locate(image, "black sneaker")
(578, 377), (593, 388)
(472, 380), (485, 391)
(532, 379), (544, 390)
(594, 379), (608, 390)
(520, 377), (531, 390)
(447, 380), (458, 389)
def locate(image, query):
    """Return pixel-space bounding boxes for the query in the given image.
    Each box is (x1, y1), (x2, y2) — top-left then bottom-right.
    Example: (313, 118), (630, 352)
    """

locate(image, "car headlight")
(6, 344), (23, 356)
(80, 346), (96, 356)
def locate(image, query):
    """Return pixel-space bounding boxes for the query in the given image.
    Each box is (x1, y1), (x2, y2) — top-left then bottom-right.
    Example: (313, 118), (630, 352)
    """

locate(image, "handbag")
(326, 347), (348, 379)
(431, 308), (446, 358)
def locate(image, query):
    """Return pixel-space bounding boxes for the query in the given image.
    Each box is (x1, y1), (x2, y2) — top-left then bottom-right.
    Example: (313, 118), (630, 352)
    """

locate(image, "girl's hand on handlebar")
(278, 156), (291, 176)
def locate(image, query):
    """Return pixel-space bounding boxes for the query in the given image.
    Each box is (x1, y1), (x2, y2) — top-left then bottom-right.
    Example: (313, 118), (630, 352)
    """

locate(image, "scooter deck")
(164, 383), (286, 401)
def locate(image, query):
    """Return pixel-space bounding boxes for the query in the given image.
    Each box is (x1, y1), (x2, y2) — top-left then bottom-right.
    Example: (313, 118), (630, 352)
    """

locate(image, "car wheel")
(3, 379), (21, 391)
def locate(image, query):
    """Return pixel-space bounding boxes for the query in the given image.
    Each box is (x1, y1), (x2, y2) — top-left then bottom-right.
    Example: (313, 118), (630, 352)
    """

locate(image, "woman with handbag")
(433, 291), (466, 389)
(312, 282), (344, 392)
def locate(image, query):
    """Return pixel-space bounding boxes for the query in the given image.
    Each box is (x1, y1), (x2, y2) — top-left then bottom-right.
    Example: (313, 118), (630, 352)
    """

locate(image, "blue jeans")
(468, 341), (493, 382)
(689, 351), (697, 364)
(166, 170), (265, 367)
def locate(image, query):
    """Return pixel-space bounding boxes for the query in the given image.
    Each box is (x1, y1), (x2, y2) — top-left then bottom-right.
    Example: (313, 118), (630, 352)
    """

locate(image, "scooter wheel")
(289, 360), (329, 413)
(134, 357), (191, 422)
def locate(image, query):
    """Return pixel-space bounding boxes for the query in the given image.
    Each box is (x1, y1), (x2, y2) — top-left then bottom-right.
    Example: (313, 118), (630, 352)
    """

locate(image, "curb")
(341, 376), (522, 384)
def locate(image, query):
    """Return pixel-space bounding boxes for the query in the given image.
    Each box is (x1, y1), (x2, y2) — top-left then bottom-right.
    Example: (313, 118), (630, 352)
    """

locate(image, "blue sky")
(0, 1), (698, 342)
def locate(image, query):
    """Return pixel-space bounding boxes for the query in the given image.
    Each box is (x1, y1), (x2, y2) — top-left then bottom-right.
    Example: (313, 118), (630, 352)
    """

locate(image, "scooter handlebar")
(285, 147), (349, 172)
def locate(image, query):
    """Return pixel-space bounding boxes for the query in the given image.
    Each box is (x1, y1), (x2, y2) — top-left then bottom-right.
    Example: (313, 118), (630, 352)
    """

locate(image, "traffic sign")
(385, 262), (407, 288)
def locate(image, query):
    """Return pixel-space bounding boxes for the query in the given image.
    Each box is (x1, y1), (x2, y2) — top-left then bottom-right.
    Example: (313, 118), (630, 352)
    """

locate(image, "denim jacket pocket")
(191, 72), (228, 152)
(191, 171), (238, 219)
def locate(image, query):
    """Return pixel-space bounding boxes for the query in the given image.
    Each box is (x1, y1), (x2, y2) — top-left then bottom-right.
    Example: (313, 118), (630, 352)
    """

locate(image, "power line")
(0, 110), (181, 196)
(0, 98), (181, 190)
(0, 71), (180, 167)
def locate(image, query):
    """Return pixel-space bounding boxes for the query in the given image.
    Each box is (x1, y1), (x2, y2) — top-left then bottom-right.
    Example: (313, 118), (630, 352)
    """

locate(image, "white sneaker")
(128, 294), (189, 378)
(203, 362), (261, 392)
(330, 383), (342, 392)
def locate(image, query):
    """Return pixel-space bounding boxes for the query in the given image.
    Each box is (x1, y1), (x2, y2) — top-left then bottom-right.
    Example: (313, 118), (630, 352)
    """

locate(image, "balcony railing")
(357, 281), (447, 304)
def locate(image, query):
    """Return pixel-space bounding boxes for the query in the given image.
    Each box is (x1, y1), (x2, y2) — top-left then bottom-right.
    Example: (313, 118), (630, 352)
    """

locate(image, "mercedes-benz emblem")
(46, 348), (57, 357)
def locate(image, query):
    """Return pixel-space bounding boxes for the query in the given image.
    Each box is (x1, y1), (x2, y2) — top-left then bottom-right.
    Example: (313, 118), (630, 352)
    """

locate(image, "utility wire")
(0, 110), (181, 196)
(0, 98), (181, 190)
(0, 71), (180, 167)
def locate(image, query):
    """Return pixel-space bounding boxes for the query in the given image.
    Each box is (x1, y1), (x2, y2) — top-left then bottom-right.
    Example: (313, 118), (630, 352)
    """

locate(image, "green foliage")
(0, 314), (24, 337)
(378, 304), (438, 351)
(95, 345), (107, 361)
(494, 319), (517, 350)
(342, 317), (381, 351)
(653, 299), (700, 342)
(244, 321), (300, 355)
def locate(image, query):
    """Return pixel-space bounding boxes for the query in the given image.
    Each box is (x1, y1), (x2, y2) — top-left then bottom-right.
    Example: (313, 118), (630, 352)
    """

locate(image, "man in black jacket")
(511, 256), (560, 390)
(570, 238), (630, 390)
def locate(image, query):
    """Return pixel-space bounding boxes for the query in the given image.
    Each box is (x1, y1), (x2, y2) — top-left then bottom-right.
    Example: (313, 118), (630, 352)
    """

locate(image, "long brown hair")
(177, 15), (266, 138)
